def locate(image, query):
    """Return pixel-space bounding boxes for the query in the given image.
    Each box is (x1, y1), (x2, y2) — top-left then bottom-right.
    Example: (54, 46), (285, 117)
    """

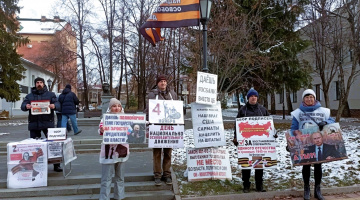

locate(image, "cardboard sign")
(148, 99), (184, 124)
(196, 71), (218, 105)
(286, 123), (347, 166)
(148, 124), (184, 148)
(235, 117), (278, 169)
(7, 140), (48, 188)
(103, 114), (146, 144)
(30, 100), (50, 115)
(191, 102), (226, 148)
(187, 147), (231, 181)
(47, 128), (67, 140)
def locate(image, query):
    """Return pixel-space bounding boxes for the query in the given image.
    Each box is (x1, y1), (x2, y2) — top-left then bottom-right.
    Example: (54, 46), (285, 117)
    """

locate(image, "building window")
(335, 81), (340, 100)
(292, 92), (297, 103)
(279, 90), (284, 104)
(315, 84), (321, 101)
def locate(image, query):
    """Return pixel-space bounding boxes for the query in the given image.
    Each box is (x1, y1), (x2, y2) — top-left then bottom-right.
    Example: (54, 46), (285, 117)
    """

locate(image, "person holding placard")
(146, 74), (177, 186)
(290, 89), (335, 200)
(21, 77), (62, 172)
(233, 88), (269, 193)
(98, 98), (128, 200)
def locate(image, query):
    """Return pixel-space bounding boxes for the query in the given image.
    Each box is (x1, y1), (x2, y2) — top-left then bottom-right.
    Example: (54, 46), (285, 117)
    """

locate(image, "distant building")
(16, 16), (77, 94)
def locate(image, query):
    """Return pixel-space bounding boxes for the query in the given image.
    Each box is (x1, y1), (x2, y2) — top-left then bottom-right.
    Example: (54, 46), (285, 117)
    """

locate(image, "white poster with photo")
(148, 124), (184, 148)
(235, 117), (277, 169)
(7, 141), (48, 188)
(187, 147), (231, 182)
(191, 102), (225, 148)
(48, 142), (63, 159)
(103, 114), (146, 144)
(148, 99), (184, 124)
(63, 138), (77, 165)
(196, 71), (218, 105)
(47, 128), (67, 140)
(30, 100), (50, 115)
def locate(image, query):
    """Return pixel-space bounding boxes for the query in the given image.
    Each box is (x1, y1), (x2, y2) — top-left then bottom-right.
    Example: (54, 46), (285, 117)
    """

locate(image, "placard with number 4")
(148, 99), (184, 124)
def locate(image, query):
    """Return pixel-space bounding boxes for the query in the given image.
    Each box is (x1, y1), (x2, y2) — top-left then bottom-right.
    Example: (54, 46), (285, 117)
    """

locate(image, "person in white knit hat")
(290, 89), (335, 200)
(98, 98), (127, 200)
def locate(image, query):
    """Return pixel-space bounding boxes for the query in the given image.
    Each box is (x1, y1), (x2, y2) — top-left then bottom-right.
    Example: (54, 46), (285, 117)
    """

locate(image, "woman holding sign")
(290, 89), (335, 200)
(98, 98), (128, 200)
(233, 89), (269, 193)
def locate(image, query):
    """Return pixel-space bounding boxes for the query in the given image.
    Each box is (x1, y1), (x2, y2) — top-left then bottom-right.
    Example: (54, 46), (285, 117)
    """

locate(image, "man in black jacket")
(233, 88), (269, 193)
(59, 84), (82, 135)
(21, 77), (62, 172)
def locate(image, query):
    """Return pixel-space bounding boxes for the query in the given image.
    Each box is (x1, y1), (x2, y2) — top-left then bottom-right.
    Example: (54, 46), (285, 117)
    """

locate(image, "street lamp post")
(47, 79), (53, 92)
(199, 0), (212, 73)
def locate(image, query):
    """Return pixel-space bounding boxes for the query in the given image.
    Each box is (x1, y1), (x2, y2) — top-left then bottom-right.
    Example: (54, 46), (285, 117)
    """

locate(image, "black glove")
(318, 121), (327, 131)
(273, 129), (278, 139)
(232, 138), (239, 146)
(286, 145), (290, 152)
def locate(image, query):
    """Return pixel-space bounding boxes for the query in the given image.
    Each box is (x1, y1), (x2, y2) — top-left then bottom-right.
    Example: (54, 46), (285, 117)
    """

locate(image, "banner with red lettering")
(103, 114), (146, 144)
(286, 123), (347, 166)
(7, 139), (47, 188)
(235, 117), (277, 169)
(187, 147), (231, 181)
(148, 124), (184, 148)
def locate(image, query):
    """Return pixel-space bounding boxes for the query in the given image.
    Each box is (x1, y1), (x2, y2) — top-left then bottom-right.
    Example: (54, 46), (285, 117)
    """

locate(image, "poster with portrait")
(30, 100), (50, 115)
(148, 124), (184, 148)
(286, 123), (347, 166)
(235, 117), (277, 169)
(148, 99), (184, 124)
(102, 114), (146, 144)
(187, 147), (231, 182)
(7, 140), (48, 188)
(99, 143), (129, 164)
(191, 102), (226, 148)
(196, 71), (218, 105)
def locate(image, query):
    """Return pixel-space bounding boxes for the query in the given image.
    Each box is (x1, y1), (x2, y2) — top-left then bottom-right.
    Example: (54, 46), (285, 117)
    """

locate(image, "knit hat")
(247, 88), (259, 99)
(65, 84), (71, 89)
(34, 77), (45, 85)
(156, 75), (167, 85)
(302, 89), (316, 99)
(108, 98), (121, 108)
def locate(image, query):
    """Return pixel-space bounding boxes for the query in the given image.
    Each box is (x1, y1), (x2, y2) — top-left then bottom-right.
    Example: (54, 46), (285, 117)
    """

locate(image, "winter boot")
(314, 184), (325, 200)
(243, 182), (251, 193)
(255, 182), (266, 192)
(304, 184), (310, 200)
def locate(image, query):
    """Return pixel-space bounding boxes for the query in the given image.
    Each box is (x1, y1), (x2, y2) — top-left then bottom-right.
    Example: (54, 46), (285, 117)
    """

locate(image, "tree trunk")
(286, 90), (293, 115)
(270, 92), (276, 115)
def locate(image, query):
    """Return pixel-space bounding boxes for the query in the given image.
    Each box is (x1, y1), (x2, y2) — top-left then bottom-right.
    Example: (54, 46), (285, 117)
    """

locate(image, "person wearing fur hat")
(98, 98), (128, 200)
(290, 89), (335, 200)
(232, 88), (270, 193)
(145, 74), (178, 186)
(58, 84), (82, 135)
(21, 77), (62, 172)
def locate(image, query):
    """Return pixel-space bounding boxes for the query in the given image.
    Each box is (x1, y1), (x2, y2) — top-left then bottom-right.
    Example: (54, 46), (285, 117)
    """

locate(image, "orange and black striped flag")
(139, 0), (200, 46)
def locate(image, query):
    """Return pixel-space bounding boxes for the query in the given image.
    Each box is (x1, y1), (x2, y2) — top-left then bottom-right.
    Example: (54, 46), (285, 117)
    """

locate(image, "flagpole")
(202, 23), (208, 73)
(200, 0), (212, 73)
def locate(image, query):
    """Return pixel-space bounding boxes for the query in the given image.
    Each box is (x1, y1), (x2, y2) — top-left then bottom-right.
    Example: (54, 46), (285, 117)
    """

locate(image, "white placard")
(191, 102), (226, 148)
(148, 99), (184, 124)
(47, 128), (67, 140)
(148, 124), (184, 148)
(196, 71), (218, 105)
(48, 142), (62, 159)
(63, 138), (77, 165)
(7, 141), (48, 188)
(235, 116), (277, 169)
(187, 147), (232, 181)
(30, 100), (50, 115)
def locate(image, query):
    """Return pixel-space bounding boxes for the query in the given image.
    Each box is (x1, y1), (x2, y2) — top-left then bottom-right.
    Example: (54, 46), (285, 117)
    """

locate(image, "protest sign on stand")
(48, 142), (62, 159)
(102, 114), (146, 144)
(7, 140), (47, 188)
(47, 128), (66, 140)
(63, 138), (77, 165)
(148, 124), (184, 148)
(187, 147), (231, 181)
(148, 99), (184, 124)
(195, 71), (217, 105)
(235, 116), (277, 169)
(191, 102), (225, 148)
(286, 123), (347, 166)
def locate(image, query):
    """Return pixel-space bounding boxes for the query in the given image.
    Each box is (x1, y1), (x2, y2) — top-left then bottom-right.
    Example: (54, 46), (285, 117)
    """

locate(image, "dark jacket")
(234, 102), (270, 139)
(58, 88), (79, 115)
(145, 87), (178, 120)
(21, 86), (60, 131)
